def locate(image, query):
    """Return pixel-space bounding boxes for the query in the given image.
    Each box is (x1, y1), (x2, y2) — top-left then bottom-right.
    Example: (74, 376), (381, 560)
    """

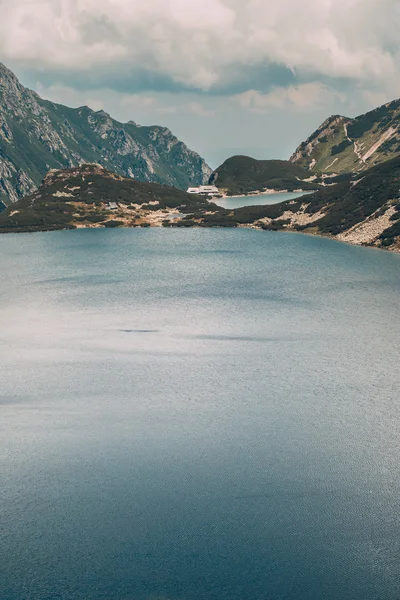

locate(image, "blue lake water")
(1, 227), (400, 600)
(213, 191), (313, 209)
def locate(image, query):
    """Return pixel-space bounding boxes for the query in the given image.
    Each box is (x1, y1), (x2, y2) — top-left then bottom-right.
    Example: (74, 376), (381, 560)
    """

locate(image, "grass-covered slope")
(300, 156), (400, 244)
(290, 100), (400, 174)
(0, 165), (214, 233)
(229, 156), (400, 250)
(209, 156), (319, 195)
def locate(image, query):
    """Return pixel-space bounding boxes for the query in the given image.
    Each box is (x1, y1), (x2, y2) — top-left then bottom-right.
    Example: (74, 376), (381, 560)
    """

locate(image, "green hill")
(0, 164), (214, 233)
(209, 156), (319, 195)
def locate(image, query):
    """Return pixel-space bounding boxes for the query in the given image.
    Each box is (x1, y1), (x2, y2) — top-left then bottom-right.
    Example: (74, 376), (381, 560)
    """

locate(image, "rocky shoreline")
(1, 217), (399, 255)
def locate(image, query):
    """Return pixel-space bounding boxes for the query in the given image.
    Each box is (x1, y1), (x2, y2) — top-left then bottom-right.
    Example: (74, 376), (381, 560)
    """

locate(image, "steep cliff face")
(290, 101), (400, 174)
(0, 63), (211, 204)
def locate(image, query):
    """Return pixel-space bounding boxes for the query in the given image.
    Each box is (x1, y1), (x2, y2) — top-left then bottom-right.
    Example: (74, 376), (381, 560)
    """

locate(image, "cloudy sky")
(1, 0), (399, 167)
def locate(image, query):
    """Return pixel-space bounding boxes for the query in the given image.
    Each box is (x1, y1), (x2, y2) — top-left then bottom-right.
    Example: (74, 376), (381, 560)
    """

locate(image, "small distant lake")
(213, 191), (313, 209)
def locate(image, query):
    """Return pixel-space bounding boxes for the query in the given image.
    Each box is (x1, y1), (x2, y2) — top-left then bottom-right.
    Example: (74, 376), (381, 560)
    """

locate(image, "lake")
(213, 191), (313, 209)
(1, 228), (400, 600)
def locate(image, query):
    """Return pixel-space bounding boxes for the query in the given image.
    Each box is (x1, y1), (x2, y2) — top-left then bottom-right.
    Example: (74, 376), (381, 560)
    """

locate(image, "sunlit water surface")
(1, 228), (400, 600)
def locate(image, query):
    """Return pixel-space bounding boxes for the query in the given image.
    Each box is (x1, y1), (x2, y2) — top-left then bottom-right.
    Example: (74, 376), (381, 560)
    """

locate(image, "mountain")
(0, 164), (215, 233)
(209, 156), (320, 195)
(0, 62), (211, 205)
(290, 100), (400, 174)
(2, 159), (399, 251)
(210, 99), (400, 190)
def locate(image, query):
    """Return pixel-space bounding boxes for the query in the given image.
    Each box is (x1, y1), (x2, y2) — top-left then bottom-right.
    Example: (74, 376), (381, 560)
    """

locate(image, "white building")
(186, 185), (219, 196)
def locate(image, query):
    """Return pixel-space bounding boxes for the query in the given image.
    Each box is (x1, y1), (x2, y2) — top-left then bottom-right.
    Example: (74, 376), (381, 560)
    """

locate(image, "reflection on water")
(0, 228), (400, 600)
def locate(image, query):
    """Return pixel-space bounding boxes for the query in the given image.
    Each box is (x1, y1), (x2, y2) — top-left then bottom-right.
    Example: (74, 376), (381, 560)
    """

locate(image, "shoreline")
(217, 189), (316, 200)
(241, 224), (400, 254)
(1, 222), (398, 254)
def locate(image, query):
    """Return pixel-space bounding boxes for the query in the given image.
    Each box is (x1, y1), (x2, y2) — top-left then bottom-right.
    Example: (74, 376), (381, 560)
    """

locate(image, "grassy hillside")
(229, 156), (400, 250)
(299, 157), (400, 245)
(209, 156), (320, 195)
(290, 100), (400, 174)
(0, 165), (213, 233)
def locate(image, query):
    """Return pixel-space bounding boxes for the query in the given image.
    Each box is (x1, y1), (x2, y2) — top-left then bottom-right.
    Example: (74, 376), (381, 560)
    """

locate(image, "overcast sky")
(1, 0), (399, 167)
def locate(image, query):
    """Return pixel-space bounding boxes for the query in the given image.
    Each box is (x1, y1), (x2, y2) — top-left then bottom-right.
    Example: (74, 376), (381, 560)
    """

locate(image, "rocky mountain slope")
(209, 156), (321, 195)
(290, 100), (400, 174)
(1, 160), (399, 252)
(0, 62), (211, 205)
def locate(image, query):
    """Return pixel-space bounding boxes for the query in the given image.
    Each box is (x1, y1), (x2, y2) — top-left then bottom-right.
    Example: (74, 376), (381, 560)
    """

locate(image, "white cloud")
(186, 102), (215, 117)
(119, 94), (156, 109)
(38, 82), (216, 119)
(156, 106), (178, 115)
(0, 0), (398, 95)
(235, 83), (346, 114)
(37, 82), (157, 114)
(35, 82), (106, 110)
(2, 0), (399, 168)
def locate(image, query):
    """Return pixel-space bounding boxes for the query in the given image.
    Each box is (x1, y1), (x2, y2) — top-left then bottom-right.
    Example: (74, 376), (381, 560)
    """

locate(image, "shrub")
(104, 220), (124, 228)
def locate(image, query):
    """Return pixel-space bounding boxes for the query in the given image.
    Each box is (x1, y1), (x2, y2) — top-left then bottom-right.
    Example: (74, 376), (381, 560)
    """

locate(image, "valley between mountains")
(1, 62), (400, 252)
(1, 159), (399, 252)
